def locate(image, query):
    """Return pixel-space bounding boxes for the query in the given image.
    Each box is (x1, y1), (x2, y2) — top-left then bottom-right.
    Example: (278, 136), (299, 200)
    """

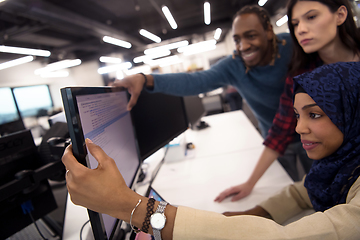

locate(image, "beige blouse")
(173, 176), (360, 240)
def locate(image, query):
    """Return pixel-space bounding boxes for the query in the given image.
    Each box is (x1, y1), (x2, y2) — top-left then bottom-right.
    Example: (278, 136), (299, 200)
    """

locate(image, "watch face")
(150, 213), (166, 230)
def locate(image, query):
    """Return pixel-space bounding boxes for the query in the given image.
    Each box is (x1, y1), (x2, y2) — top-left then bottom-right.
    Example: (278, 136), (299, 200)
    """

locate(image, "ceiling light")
(134, 50), (171, 63)
(116, 70), (124, 80)
(146, 55), (179, 67)
(99, 56), (122, 63)
(214, 28), (222, 40)
(0, 45), (51, 57)
(204, 2), (211, 25)
(177, 40), (217, 55)
(160, 59), (183, 68)
(258, 0), (268, 6)
(103, 36), (132, 49)
(0, 56), (34, 70)
(125, 65), (152, 75)
(276, 15), (288, 27)
(144, 40), (189, 55)
(40, 70), (69, 78)
(162, 6), (178, 29)
(139, 29), (161, 43)
(97, 62), (132, 74)
(34, 59), (82, 75)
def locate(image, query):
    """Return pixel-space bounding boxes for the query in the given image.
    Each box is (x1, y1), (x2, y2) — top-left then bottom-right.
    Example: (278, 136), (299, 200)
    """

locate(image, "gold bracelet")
(130, 199), (142, 233)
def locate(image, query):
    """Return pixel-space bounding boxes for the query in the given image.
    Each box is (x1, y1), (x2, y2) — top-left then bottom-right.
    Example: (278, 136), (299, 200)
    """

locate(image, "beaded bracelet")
(130, 199), (142, 233)
(139, 72), (148, 89)
(141, 198), (155, 233)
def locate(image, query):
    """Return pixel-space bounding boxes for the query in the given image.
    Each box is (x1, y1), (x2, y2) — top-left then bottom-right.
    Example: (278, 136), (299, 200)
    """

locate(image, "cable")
(80, 219), (90, 240)
(28, 212), (48, 240)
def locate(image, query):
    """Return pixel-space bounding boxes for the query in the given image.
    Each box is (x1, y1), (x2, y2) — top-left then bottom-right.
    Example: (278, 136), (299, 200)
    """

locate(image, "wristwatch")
(150, 201), (168, 240)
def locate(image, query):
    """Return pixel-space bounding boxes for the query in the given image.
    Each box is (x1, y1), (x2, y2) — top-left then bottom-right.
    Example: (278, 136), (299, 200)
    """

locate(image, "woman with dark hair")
(287, 0), (360, 75)
(216, 0), (360, 203)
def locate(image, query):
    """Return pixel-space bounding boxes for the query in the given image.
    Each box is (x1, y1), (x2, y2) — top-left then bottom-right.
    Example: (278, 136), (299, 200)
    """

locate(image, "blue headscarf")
(293, 61), (360, 212)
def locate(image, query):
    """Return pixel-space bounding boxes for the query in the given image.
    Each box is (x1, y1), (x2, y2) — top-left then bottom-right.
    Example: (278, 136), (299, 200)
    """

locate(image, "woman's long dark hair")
(287, 0), (360, 75)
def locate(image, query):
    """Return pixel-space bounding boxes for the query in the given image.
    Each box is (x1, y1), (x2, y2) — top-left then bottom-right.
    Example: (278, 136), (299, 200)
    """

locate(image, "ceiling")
(0, 0), (288, 64)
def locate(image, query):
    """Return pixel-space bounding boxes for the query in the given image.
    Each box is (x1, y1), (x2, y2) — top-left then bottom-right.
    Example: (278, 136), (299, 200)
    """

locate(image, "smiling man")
(115, 5), (292, 138)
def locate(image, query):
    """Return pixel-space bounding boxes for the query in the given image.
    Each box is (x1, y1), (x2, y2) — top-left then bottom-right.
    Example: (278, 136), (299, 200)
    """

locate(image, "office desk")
(63, 110), (294, 239)
(150, 111), (292, 212)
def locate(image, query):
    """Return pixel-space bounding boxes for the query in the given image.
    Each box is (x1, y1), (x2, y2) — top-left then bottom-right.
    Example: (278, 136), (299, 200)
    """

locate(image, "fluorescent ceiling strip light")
(0, 56), (34, 70)
(34, 59), (81, 75)
(103, 36), (132, 49)
(160, 59), (183, 68)
(214, 28), (222, 40)
(177, 40), (217, 55)
(116, 70), (125, 80)
(99, 56), (122, 63)
(182, 44), (216, 56)
(139, 29), (161, 43)
(0, 45), (51, 57)
(258, 0), (268, 6)
(125, 65), (152, 75)
(146, 55), (179, 66)
(144, 40), (189, 55)
(162, 6), (178, 29)
(97, 62), (132, 74)
(40, 70), (69, 78)
(204, 2), (211, 25)
(133, 50), (171, 63)
(276, 15), (288, 27)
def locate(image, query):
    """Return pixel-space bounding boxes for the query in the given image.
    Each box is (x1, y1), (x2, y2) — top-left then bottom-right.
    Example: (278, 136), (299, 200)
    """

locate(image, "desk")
(63, 110), (294, 239)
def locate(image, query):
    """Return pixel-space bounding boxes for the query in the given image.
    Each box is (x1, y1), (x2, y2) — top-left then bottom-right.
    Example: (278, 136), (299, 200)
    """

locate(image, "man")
(114, 5), (309, 199)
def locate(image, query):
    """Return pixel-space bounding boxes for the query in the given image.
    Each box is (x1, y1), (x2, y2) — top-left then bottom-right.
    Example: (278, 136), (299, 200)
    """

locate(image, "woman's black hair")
(287, 0), (360, 75)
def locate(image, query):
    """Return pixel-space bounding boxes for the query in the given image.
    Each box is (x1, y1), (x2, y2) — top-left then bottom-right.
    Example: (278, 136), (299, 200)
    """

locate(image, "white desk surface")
(184, 110), (264, 159)
(152, 147), (292, 212)
(63, 110), (294, 239)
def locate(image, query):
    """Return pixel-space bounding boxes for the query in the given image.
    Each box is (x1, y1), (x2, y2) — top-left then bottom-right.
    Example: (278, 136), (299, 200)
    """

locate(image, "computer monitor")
(61, 86), (141, 240)
(130, 90), (188, 161)
(183, 95), (206, 129)
(0, 129), (58, 239)
(0, 87), (25, 136)
(13, 85), (53, 118)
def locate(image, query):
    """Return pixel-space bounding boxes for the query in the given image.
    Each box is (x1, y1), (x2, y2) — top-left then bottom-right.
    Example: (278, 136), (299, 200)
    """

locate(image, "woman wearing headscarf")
(62, 61), (360, 239)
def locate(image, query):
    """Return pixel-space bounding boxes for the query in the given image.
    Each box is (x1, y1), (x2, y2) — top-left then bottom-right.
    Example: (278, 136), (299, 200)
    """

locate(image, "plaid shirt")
(263, 61), (321, 155)
(263, 75), (297, 155)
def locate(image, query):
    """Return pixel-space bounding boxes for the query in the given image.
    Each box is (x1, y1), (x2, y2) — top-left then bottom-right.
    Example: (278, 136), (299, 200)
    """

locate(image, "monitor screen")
(130, 91), (188, 161)
(61, 87), (141, 240)
(0, 87), (21, 124)
(13, 85), (53, 117)
(0, 88), (25, 136)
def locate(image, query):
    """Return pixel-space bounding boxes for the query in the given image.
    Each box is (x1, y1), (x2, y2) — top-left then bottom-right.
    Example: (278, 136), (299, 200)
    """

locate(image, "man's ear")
(266, 24), (274, 41)
(336, 5), (348, 26)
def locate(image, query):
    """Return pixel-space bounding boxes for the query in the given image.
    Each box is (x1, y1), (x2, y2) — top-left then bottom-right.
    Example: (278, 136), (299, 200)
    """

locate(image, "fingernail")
(86, 138), (93, 143)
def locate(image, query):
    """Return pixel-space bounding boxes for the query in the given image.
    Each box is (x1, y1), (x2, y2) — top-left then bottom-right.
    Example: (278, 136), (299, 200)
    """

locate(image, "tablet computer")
(61, 86), (141, 240)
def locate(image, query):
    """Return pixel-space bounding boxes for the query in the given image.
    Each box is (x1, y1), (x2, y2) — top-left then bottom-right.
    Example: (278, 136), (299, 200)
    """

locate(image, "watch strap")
(152, 201), (168, 240)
